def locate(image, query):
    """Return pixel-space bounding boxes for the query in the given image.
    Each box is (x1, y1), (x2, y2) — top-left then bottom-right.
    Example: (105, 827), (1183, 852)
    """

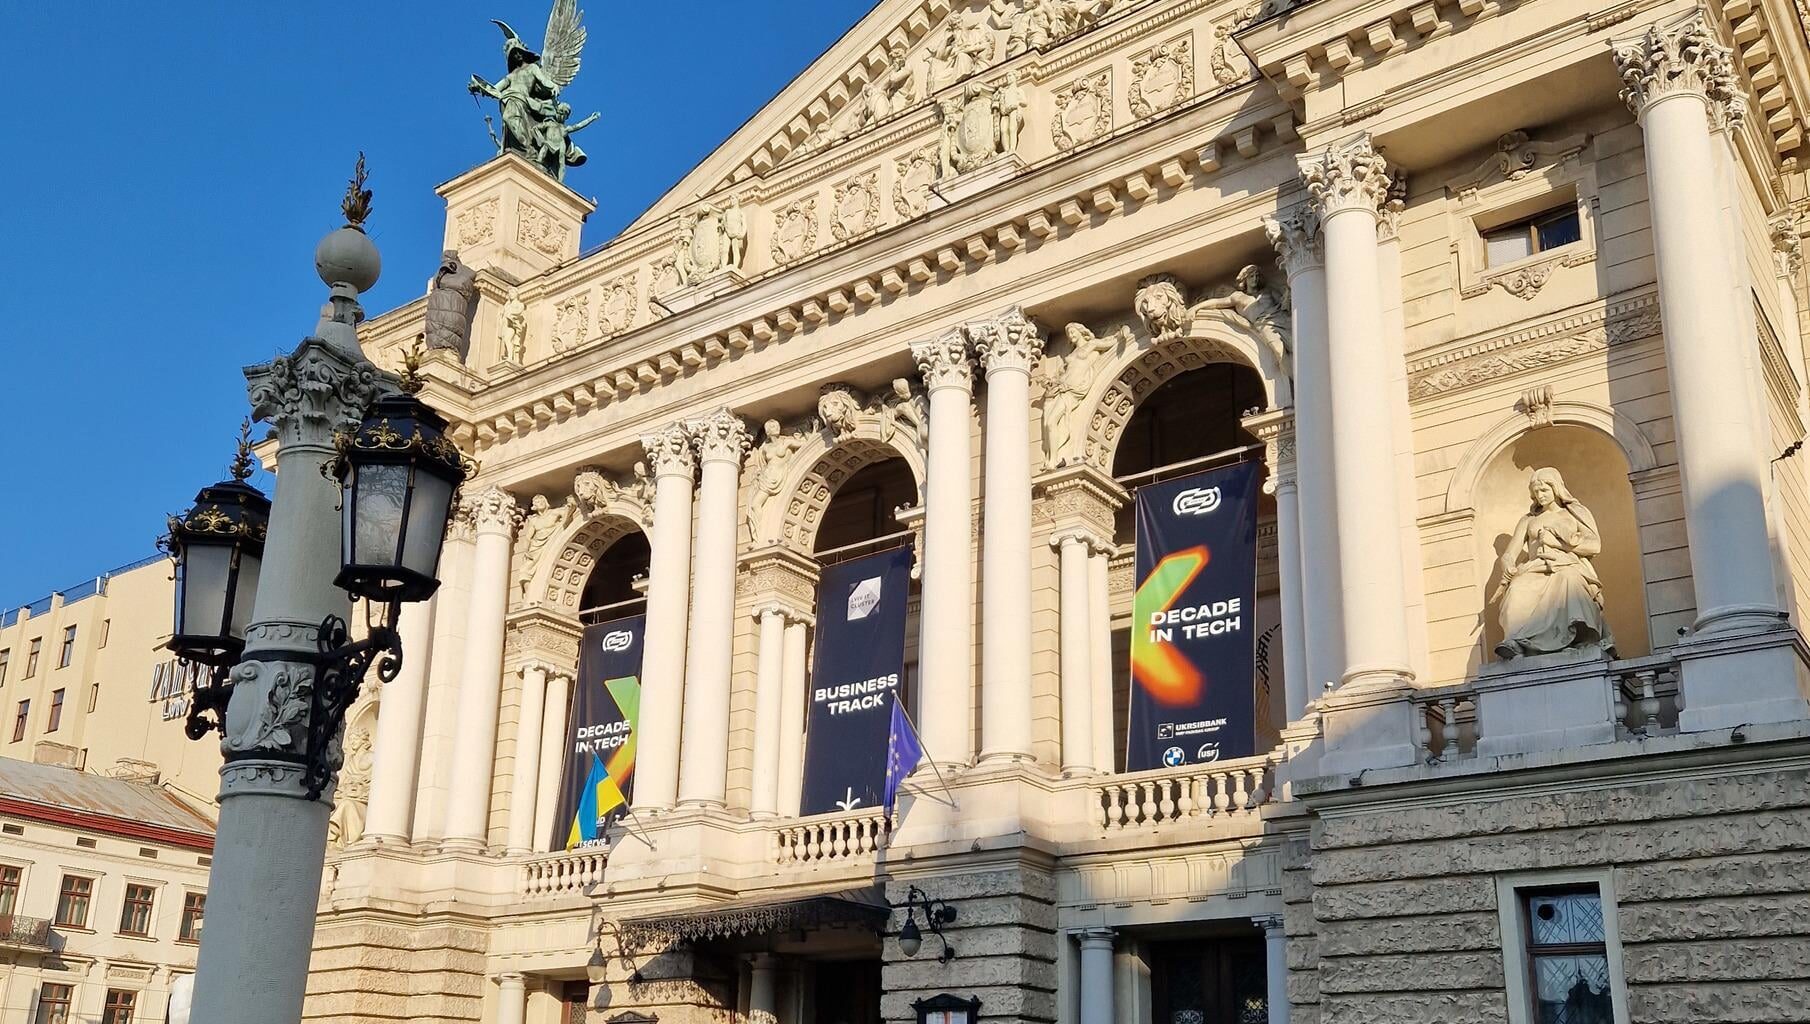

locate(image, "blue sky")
(0, 2), (867, 606)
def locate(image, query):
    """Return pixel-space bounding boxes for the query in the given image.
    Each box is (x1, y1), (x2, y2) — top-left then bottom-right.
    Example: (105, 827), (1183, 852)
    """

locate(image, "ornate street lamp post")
(175, 160), (470, 1024)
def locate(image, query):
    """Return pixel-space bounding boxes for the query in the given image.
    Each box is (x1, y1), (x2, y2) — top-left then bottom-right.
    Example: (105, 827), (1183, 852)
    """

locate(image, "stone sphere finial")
(314, 153), (382, 294)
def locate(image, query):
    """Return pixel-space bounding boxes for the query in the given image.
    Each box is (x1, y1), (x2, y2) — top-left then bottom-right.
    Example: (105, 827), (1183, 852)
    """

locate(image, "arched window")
(1107, 362), (1282, 769)
(578, 532), (651, 627)
(813, 458), (921, 720)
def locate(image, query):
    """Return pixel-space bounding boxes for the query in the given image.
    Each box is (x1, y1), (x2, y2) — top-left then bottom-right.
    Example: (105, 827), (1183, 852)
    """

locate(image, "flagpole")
(612, 803), (659, 850)
(900, 705), (959, 810)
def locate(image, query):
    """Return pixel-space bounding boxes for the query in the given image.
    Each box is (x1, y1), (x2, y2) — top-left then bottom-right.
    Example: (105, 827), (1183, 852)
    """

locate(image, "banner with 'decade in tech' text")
(1127, 461), (1261, 772)
(799, 545), (914, 816)
(553, 614), (644, 849)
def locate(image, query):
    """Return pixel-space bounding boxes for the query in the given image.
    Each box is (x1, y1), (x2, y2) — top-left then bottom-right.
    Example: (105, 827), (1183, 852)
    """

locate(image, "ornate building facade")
(310, 0), (1810, 1022)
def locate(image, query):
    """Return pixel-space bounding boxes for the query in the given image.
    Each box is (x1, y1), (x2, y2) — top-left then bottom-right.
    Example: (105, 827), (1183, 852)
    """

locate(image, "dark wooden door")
(1148, 936), (1268, 1024)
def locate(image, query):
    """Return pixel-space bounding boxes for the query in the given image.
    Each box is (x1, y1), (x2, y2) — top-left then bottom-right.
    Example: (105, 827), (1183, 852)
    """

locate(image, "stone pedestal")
(1676, 627), (1810, 733)
(437, 153), (594, 280)
(1473, 653), (1616, 759)
(932, 154), (1028, 206)
(655, 269), (749, 316)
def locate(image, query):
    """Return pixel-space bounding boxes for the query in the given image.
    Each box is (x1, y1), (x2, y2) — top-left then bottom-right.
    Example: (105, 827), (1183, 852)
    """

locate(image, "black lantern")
(911, 994), (980, 1024)
(161, 424), (270, 667)
(331, 360), (471, 604)
(896, 886), (958, 963)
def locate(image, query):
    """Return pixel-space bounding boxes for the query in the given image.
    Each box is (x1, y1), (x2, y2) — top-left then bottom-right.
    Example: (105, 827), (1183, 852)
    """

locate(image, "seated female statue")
(1493, 467), (1616, 659)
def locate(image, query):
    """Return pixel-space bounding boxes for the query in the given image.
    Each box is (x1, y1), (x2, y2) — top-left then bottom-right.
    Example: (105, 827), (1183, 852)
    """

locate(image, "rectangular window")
(102, 989), (136, 1024)
(24, 639), (39, 678)
(119, 882), (155, 936)
(98, 619), (110, 649)
(88, 683), (99, 713)
(46, 690), (65, 733)
(178, 891), (206, 942)
(58, 626), (76, 669)
(1484, 206), (1582, 267)
(35, 983), (73, 1024)
(54, 874), (92, 928)
(0, 864), (19, 916)
(1499, 873), (1629, 1024)
(12, 700), (28, 742)
(0, 648), (9, 684)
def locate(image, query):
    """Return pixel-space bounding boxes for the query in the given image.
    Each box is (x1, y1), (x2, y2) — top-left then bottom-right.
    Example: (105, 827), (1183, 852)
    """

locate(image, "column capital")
(1612, 12), (1742, 128)
(245, 338), (384, 449)
(740, 544), (821, 622)
(1257, 914), (1286, 936)
(1297, 134), (1391, 222)
(1241, 408), (1297, 496)
(1263, 205), (1323, 280)
(1772, 211), (1804, 277)
(688, 406), (752, 465)
(969, 306), (1046, 375)
(496, 971), (527, 986)
(1035, 462), (1126, 542)
(911, 328), (976, 392)
(1077, 926), (1117, 948)
(1049, 527), (1115, 557)
(641, 422), (697, 480)
(465, 486), (523, 536)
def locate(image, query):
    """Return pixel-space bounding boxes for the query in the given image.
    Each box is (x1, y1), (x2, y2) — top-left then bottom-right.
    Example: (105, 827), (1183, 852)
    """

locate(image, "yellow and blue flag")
(566, 751), (627, 849)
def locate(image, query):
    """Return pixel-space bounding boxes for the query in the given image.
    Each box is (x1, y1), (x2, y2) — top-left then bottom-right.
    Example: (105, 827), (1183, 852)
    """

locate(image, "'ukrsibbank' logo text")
(1172, 487), (1222, 516)
(600, 630), (634, 652)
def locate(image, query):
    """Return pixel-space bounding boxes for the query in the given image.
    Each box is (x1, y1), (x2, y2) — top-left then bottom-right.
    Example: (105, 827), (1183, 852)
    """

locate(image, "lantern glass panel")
(402, 469), (453, 581)
(351, 463), (409, 570)
(178, 544), (231, 642)
(230, 550), (263, 640)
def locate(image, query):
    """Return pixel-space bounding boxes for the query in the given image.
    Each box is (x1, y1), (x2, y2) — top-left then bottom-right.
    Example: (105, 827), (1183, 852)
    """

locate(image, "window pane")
(1533, 953), (1613, 1024)
(1528, 891), (1605, 946)
(1536, 210), (1582, 252)
(1486, 228), (1532, 266)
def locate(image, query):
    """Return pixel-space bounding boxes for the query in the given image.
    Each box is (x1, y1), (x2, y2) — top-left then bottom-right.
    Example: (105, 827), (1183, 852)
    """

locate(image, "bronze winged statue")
(468, 0), (599, 182)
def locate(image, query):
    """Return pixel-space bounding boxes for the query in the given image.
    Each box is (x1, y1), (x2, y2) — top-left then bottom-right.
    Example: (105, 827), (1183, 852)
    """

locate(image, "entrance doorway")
(1146, 933), (1267, 1024)
(808, 958), (881, 1024)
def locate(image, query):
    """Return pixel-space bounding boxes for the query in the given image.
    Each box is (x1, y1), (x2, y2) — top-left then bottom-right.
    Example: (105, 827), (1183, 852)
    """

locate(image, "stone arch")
(762, 422), (927, 552)
(531, 505), (652, 615)
(1080, 313), (1287, 472)
(1442, 401), (1658, 515)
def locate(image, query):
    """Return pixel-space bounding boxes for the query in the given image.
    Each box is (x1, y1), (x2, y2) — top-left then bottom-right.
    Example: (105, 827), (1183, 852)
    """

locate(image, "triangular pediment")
(628, 0), (1156, 231)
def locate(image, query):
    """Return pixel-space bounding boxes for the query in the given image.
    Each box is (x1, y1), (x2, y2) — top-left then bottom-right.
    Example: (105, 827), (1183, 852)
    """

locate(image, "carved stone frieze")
(456, 197), (498, 247)
(1298, 133), (1392, 220)
(516, 199), (570, 256)
(1451, 131), (1589, 200)
(1407, 294), (1663, 399)
(1035, 463), (1125, 541)
(969, 306), (1045, 375)
(1209, 14), (1256, 86)
(1612, 12), (1742, 127)
(831, 170), (882, 242)
(598, 271), (639, 336)
(245, 343), (382, 445)
(912, 329), (976, 392)
(894, 145), (941, 219)
(552, 292), (589, 354)
(1129, 35), (1194, 119)
(642, 423), (696, 480)
(504, 614), (582, 664)
(688, 407), (752, 465)
(1051, 68), (1113, 151)
(770, 196), (820, 266)
(1461, 249), (1596, 301)
(737, 545), (822, 616)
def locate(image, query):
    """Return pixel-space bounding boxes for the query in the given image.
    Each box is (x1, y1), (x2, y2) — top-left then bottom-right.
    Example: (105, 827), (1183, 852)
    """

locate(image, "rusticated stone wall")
(303, 917), (488, 1022)
(1298, 756), (1810, 1024)
(883, 858), (1061, 1024)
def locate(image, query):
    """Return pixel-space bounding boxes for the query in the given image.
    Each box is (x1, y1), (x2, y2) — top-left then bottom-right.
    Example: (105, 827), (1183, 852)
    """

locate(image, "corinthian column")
(678, 408), (751, 808)
(1264, 208), (1343, 699)
(971, 308), (1045, 764)
(360, 597), (434, 845)
(1244, 410), (1309, 724)
(750, 606), (789, 818)
(911, 331), (978, 769)
(633, 425), (696, 812)
(532, 668), (572, 848)
(1613, 13), (1802, 730)
(1297, 136), (1415, 693)
(443, 487), (522, 850)
(1054, 529), (1097, 775)
(504, 662), (549, 854)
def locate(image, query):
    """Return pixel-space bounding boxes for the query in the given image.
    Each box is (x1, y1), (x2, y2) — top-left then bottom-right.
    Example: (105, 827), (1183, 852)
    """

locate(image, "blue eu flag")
(883, 698), (925, 816)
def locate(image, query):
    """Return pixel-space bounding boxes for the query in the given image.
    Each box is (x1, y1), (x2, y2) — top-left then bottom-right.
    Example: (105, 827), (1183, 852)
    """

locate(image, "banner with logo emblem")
(552, 614), (644, 848)
(799, 545), (915, 816)
(1127, 461), (1261, 772)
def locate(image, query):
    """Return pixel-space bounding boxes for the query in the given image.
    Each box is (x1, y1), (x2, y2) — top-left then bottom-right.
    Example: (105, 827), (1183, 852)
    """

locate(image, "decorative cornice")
(912, 328), (976, 392)
(641, 423), (696, 479)
(1263, 204), (1322, 280)
(969, 306), (1045, 375)
(688, 407), (753, 464)
(1611, 12), (1742, 128)
(1297, 133), (1390, 221)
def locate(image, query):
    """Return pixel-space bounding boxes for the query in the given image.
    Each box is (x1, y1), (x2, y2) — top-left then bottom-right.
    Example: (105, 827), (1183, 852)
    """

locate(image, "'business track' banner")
(799, 545), (914, 816)
(1127, 461), (1260, 771)
(552, 614), (644, 848)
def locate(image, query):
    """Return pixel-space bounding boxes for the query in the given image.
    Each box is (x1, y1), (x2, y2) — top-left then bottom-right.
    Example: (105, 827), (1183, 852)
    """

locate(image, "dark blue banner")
(1127, 461), (1261, 771)
(799, 546), (914, 816)
(552, 614), (644, 849)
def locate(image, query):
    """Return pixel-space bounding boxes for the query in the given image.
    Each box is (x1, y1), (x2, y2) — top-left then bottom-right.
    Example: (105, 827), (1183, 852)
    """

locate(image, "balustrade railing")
(1610, 656), (1682, 738)
(519, 845), (609, 899)
(1414, 685), (1480, 762)
(1093, 753), (1279, 831)
(0, 914), (52, 950)
(773, 808), (891, 864)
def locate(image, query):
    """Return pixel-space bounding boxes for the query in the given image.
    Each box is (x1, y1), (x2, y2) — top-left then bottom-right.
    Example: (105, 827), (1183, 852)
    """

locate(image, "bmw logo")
(1162, 746), (1187, 768)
